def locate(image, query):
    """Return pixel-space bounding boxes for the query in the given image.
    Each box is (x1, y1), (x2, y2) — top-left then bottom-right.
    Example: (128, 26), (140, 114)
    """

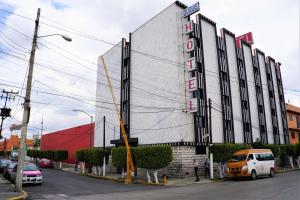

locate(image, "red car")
(38, 158), (53, 168)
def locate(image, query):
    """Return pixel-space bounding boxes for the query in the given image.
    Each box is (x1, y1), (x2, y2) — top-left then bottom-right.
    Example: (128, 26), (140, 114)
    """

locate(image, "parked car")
(226, 149), (275, 180)
(11, 162), (43, 185)
(0, 159), (11, 173)
(3, 162), (17, 180)
(38, 158), (53, 168)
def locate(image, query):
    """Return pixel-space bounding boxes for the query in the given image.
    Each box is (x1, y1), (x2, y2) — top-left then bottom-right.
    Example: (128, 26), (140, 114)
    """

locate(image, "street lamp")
(38, 33), (72, 42)
(15, 8), (73, 192)
(72, 109), (93, 148)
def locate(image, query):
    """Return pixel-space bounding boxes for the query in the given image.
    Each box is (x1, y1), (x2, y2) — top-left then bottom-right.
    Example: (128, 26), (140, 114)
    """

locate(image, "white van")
(226, 149), (275, 179)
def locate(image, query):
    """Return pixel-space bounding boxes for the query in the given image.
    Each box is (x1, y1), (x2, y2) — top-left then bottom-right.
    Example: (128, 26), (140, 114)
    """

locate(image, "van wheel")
(251, 170), (257, 180)
(269, 168), (275, 177)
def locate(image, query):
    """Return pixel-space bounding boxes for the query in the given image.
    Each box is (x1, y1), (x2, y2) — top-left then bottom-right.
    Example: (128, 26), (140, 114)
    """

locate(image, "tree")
(136, 145), (172, 183)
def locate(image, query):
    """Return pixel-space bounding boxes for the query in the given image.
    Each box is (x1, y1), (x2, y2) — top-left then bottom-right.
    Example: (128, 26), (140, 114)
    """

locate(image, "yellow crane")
(100, 56), (134, 184)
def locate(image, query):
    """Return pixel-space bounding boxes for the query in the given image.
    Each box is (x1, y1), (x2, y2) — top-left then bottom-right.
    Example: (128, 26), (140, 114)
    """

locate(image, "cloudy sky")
(0, 0), (299, 140)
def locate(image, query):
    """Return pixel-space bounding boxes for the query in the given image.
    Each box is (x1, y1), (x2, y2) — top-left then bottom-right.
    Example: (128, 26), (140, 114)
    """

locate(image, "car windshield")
(24, 164), (38, 171)
(1, 160), (11, 166)
(229, 154), (247, 162)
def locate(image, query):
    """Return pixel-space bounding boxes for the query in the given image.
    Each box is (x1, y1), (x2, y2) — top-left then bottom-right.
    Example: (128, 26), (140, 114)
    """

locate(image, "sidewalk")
(60, 166), (213, 186)
(0, 176), (23, 200)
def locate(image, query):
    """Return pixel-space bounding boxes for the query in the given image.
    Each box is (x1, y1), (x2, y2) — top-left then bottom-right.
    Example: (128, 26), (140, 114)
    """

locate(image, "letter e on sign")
(188, 77), (197, 92)
(184, 21), (194, 35)
(188, 98), (198, 113)
(185, 57), (196, 71)
(186, 38), (195, 53)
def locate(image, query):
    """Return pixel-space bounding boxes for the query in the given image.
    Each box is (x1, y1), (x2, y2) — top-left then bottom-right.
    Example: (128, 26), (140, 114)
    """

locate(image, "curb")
(212, 168), (300, 182)
(8, 189), (28, 200)
(81, 173), (165, 186)
(0, 176), (28, 200)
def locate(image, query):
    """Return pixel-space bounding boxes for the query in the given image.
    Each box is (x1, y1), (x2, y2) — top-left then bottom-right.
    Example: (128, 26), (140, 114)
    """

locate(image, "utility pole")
(103, 115), (106, 176)
(90, 116), (93, 148)
(15, 8), (40, 192)
(39, 118), (43, 150)
(208, 98), (214, 180)
(0, 89), (18, 139)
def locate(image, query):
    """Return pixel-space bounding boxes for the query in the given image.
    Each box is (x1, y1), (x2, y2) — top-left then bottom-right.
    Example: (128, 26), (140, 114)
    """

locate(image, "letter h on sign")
(184, 21), (194, 35)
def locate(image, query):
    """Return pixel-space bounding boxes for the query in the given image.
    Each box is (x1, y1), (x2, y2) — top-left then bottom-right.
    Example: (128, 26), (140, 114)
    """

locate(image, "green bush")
(111, 147), (136, 168)
(296, 143), (300, 157)
(76, 149), (85, 162)
(136, 146), (172, 170)
(53, 150), (68, 162)
(210, 143), (251, 163)
(112, 146), (173, 170)
(76, 148), (109, 165)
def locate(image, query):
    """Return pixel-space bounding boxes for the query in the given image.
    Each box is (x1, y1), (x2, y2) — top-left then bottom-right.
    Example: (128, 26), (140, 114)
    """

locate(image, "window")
(248, 154), (254, 160)
(229, 154), (247, 162)
(296, 116), (300, 128)
(291, 132), (295, 139)
(265, 154), (274, 160)
(256, 154), (265, 161)
(289, 114), (293, 121)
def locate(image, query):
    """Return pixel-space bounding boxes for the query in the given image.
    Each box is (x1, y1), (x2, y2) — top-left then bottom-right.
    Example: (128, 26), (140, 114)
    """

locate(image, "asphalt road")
(25, 168), (162, 199)
(25, 169), (300, 200)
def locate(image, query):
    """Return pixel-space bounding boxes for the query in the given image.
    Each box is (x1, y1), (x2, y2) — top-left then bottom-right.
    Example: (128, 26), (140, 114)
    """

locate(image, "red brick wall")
(41, 123), (94, 163)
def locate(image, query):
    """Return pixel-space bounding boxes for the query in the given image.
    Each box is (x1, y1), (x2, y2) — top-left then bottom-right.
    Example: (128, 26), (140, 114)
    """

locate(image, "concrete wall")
(270, 59), (284, 144)
(130, 3), (194, 144)
(242, 44), (260, 142)
(95, 42), (122, 147)
(224, 32), (244, 143)
(200, 19), (223, 143)
(257, 51), (274, 144)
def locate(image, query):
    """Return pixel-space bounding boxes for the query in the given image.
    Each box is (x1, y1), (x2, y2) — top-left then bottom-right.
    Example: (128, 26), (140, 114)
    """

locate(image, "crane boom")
(100, 56), (134, 184)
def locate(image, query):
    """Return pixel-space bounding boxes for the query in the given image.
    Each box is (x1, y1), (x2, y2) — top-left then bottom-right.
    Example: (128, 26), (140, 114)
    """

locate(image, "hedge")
(136, 146), (172, 170)
(111, 147), (136, 168)
(210, 143), (251, 163)
(112, 146), (173, 170)
(296, 143), (300, 157)
(26, 149), (68, 161)
(76, 148), (110, 166)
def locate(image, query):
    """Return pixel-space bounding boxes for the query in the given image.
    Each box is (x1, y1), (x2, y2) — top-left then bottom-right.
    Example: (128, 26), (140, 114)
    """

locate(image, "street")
(25, 169), (300, 200)
(25, 168), (161, 199)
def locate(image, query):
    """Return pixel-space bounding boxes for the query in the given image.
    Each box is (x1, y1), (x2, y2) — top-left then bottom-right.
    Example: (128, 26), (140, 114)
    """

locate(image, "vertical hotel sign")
(183, 3), (200, 113)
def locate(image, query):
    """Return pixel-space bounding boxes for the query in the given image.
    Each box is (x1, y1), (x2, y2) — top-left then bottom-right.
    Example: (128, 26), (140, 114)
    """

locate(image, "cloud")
(0, 0), (299, 140)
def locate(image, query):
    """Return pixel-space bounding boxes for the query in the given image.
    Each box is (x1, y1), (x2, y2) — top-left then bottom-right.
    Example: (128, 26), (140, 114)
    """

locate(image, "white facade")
(95, 42), (122, 147)
(200, 19), (223, 143)
(130, 3), (194, 144)
(242, 44), (260, 142)
(224, 31), (244, 144)
(95, 1), (288, 148)
(257, 51), (274, 144)
(270, 59), (285, 144)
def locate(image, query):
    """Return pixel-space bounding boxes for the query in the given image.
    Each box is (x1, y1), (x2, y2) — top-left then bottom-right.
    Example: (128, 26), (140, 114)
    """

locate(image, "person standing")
(192, 159), (199, 182)
(204, 158), (210, 178)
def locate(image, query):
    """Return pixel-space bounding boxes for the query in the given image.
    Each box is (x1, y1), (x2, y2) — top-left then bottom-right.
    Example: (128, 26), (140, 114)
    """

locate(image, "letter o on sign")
(186, 38), (195, 53)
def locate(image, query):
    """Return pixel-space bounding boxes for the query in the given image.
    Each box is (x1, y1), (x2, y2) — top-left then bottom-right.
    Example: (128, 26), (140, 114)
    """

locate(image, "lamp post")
(38, 34), (72, 42)
(15, 8), (72, 192)
(72, 109), (93, 148)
